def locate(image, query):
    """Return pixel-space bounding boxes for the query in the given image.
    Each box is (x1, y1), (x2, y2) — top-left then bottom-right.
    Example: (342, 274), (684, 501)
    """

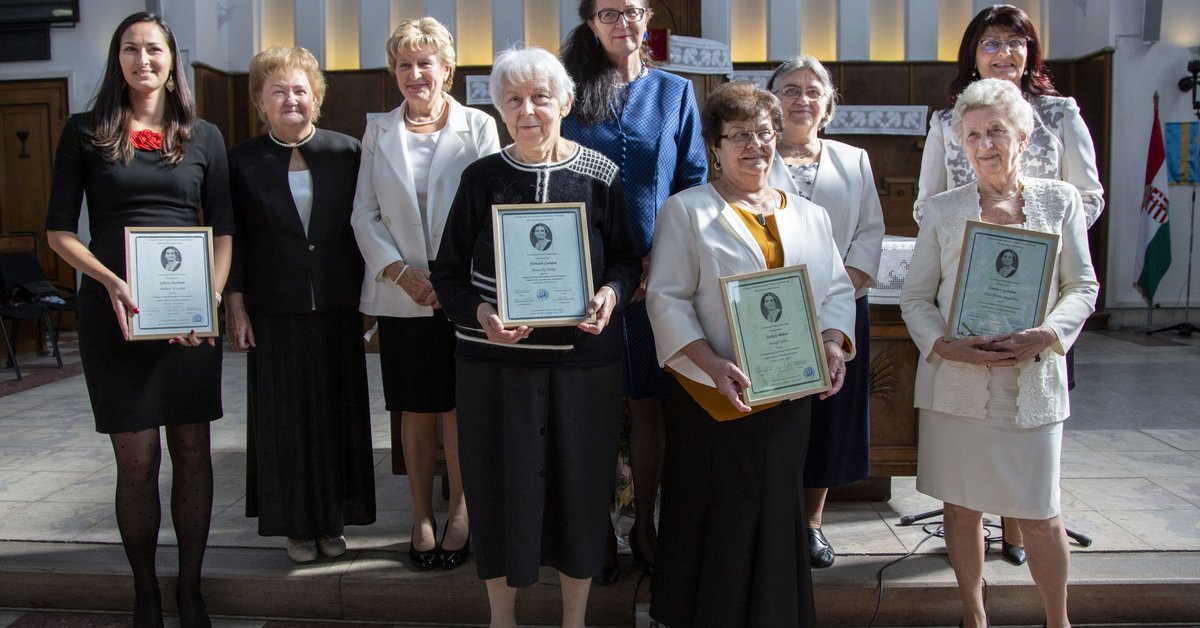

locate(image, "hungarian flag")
(1135, 96), (1171, 304)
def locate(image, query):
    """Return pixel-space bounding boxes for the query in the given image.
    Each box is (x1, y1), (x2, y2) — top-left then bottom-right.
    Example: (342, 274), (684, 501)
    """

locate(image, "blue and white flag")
(1165, 122), (1198, 184)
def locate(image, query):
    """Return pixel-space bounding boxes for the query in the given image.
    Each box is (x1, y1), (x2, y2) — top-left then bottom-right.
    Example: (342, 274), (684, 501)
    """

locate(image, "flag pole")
(1149, 89), (1200, 335)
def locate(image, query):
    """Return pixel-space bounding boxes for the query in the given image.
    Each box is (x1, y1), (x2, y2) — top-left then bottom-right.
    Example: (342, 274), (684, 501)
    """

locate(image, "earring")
(713, 159), (721, 171)
(643, 31), (649, 41)
(971, 68), (979, 79)
(165, 72), (176, 93)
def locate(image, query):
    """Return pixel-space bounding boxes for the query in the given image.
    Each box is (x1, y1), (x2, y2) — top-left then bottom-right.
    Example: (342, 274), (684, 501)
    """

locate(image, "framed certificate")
(492, 202), (595, 327)
(944, 220), (1059, 340)
(720, 265), (830, 406)
(124, 227), (219, 340)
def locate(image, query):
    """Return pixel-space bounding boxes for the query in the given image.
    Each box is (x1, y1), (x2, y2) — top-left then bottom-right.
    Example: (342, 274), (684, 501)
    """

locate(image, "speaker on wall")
(1142, 0), (1162, 45)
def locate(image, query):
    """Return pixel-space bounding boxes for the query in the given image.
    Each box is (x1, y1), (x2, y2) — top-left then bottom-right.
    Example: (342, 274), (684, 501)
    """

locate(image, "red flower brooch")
(130, 129), (163, 151)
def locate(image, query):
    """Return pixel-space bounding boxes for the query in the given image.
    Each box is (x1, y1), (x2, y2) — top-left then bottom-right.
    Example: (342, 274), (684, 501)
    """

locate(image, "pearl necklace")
(268, 127), (316, 148)
(405, 101), (446, 126)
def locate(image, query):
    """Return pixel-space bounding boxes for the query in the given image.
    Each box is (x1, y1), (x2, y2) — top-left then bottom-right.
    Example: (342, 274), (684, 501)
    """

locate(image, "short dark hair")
(948, 4), (1059, 103)
(701, 81), (784, 149)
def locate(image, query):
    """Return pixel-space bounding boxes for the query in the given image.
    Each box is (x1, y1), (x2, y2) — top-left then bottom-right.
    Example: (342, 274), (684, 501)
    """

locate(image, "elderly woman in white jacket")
(351, 17), (499, 571)
(900, 79), (1097, 628)
(765, 54), (884, 569)
(646, 81), (855, 628)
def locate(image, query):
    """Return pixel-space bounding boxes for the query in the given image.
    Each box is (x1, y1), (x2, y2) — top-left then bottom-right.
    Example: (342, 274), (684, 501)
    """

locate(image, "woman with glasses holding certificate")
(913, 1), (1105, 571)
(45, 12), (233, 626)
(900, 78), (1098, 628)
(646, 81), (855, 628)
(560, 0), (708, 580)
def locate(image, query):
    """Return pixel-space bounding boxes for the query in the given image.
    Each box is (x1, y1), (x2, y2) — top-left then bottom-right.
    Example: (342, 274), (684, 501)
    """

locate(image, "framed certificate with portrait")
(492, 202), (595, 327)
(124, 227), (219, 340)
(944, 220), (1059, 340)
(720, 265), (830, 406)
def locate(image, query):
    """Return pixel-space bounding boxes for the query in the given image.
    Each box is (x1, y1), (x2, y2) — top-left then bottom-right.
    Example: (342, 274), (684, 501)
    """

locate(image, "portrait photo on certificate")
(492, 202), (595, 327)
(721, 265), (830, 406)
(945, 220), (1059, 340)
(124, 227), (219, 340)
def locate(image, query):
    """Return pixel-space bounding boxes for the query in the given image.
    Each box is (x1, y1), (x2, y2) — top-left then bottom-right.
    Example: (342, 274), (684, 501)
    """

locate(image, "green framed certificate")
(492, 202), (595, 327)
(944, 220), (1059, 340)
(720, 265), (830, 406)
(124, 226), (219, 341)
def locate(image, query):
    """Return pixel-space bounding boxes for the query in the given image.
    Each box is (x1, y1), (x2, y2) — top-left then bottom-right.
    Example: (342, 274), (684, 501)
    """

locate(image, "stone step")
(1, 541), (1197, 626)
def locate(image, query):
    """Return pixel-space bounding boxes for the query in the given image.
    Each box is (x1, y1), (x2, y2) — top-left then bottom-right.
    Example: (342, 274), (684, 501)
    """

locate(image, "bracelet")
(214, 291), (223, 305)
(392, 264), (409, 284)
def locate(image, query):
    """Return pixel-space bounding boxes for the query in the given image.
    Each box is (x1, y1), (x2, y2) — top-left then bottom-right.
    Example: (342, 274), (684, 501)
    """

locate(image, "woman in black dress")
(45, 12), (233, 628)
(429, 46), (640, 627)
(225, 46), (375, 564)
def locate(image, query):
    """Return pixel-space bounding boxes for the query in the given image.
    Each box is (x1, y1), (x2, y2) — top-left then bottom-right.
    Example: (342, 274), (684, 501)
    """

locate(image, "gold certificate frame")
(720, 264), (831, 406)
(492, 202), (596, 327)
(124, 226), (219, 340)
(944, 220), (1059, 340)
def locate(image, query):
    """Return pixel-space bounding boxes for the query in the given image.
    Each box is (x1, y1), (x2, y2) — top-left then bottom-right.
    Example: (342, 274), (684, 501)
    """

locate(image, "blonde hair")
(386, 17), (456, 89)
(248, 46), (327, 124)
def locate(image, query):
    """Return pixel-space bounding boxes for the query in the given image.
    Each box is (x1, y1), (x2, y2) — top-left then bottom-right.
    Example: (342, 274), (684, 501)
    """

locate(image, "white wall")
(1106, 4), (1200, 312)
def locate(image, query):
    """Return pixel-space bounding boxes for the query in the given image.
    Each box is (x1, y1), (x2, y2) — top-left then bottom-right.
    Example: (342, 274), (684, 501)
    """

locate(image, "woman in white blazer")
(900, 79), (1097, 628)
(350, 17), (500, 572)
(646, 81), (855, 628)
(765, 55), (884, 570)
(912, 3), (1104, 568)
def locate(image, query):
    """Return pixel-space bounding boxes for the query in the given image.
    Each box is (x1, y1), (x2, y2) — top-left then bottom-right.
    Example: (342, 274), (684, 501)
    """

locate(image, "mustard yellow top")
(670, 191), (789, 421)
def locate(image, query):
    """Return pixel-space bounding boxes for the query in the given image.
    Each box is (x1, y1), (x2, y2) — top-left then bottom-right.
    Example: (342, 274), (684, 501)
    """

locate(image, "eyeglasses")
(775, 86), (824, 101)
(979, 38), (1028, 54)
(594, 8), (648, 24)
(719, 128), (777, 148)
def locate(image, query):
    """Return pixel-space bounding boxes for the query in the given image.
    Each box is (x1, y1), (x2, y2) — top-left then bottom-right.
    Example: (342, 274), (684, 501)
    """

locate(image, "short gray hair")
(489, 46), (575, 111)
(766, 54), (839, 129)
(951, 78), (1033, 144)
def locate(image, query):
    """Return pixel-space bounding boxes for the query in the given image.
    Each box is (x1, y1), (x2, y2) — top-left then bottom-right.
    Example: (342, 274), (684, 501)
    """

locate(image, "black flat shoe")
(409, 521), (441, 571)
(439, 525), (470, 571)
(808, 527), (835, 569)
(1001, 540), (1027, 566)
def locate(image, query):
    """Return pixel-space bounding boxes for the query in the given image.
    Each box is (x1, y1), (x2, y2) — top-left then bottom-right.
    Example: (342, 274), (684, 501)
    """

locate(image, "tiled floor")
(0, 329), (1198, 626)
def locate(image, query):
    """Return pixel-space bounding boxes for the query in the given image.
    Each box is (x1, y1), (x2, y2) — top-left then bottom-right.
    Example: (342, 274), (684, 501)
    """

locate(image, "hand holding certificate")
(492, 203), (596, 327)
(720, 265), (831, 406)
(944, 221), (1059, 341)
(124, 227), (220, 341)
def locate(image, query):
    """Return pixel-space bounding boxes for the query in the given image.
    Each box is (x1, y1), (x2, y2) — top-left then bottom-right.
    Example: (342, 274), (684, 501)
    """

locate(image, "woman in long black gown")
(46, 12), (233, 628)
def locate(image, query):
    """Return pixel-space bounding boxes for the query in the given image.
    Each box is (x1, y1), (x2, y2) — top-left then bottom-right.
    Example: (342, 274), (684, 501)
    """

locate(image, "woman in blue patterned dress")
(560, 0), (707, 578)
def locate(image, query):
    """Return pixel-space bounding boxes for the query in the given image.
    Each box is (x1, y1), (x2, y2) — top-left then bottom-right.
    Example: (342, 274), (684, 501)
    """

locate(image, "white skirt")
(915, 367), (1063, 520)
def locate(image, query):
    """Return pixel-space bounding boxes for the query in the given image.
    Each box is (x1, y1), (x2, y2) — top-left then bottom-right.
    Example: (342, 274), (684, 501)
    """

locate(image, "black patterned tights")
(110, 423), (213, 628)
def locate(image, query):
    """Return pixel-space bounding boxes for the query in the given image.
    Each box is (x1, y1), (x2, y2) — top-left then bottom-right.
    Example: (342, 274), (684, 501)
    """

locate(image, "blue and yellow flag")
(1165, 122), (1198, 184)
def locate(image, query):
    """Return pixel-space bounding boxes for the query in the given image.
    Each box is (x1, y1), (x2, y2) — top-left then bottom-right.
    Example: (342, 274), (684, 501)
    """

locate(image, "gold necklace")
(778, 139), (817, 159)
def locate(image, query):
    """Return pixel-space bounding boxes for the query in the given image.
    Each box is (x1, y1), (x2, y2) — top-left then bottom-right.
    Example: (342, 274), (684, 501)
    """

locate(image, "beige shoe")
(317, 535), (347, 558)
(286, 538), (318, 563)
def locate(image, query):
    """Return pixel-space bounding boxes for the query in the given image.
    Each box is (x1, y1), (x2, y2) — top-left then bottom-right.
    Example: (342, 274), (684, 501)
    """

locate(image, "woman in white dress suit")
(351, 17), (500, 571)
(900, 79), (1097, 628)
(647, 81), (856, 627)
(912, 1), (1104, 566)
(765, 55), (884, 570)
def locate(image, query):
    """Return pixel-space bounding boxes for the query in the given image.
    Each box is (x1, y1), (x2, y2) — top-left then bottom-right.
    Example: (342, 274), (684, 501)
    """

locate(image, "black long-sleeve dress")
(227, 130), (376, 537)
(45, 114), (235, 434)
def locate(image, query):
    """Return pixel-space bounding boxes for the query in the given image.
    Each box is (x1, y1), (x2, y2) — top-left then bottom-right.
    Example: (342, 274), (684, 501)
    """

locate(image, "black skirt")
(456, 357), (621, 587)
(244, 308), (376, 537)
(76, 278), (224, 434)
(804, 295), (871, 488)
(651, 377), (816, 628)
(377, 313), (456, 413)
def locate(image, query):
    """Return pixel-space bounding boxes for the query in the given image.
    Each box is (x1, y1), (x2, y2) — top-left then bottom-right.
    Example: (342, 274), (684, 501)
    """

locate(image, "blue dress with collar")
(563, 67), (708, 399)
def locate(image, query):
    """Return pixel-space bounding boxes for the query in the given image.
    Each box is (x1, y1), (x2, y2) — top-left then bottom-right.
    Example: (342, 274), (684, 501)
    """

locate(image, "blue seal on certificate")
(537, 289), (549, 301)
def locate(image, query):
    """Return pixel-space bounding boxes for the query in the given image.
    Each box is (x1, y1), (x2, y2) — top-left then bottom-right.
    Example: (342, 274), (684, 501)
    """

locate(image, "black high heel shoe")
(1000, 518), (1026, 566)
(409, 520), (442, 571)
(439, 523), (470, 571)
